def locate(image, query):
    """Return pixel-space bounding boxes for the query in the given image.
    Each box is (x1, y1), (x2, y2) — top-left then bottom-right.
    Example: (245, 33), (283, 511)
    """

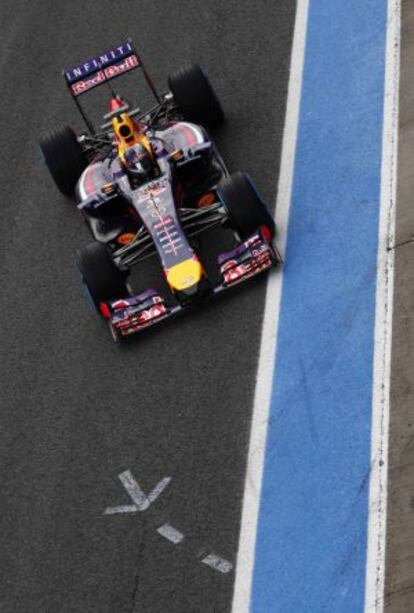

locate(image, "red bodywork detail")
(107, 292), (170, 337)
(85, 166), (95, 195)
(108, 95), (128, 112)
(111, 299), (133, 311)
(100, 302), (111, 319)
(222, 253), (272, 285)
(260, 224), (272, 242)
(219, 233), (274, 287)
(181, 124), (197, 147)
(113, 303), (168, 336)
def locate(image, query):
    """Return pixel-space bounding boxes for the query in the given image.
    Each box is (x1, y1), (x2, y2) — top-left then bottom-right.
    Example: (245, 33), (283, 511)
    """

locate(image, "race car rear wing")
(63, 39), (161, 134)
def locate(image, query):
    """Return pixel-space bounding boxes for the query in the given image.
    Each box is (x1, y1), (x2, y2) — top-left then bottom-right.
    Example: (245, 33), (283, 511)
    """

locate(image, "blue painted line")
(252, 1), (388, 612)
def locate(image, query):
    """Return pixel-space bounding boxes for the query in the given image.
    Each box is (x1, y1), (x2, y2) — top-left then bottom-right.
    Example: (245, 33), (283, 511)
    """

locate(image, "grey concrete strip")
(384, 0), (414, 611)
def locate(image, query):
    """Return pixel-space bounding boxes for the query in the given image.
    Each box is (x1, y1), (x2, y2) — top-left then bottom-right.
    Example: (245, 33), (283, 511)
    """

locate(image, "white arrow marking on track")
(147, 477), (172, 504)
(103, 470), (171, 515)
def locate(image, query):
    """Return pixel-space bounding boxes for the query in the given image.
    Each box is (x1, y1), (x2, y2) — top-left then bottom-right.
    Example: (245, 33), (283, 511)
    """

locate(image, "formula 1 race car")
(39, 40), (281, 341)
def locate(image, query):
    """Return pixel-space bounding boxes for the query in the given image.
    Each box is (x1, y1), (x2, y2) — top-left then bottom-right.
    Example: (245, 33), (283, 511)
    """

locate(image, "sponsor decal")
(141, 179), (168, 195)
(244, 234), (261, 248)
(137, 179), (168, 203)
(112, 303), (168, 335)
(220, 246), (272, 285)
(110, 291), (163, 311)
(69, 55), (139, 95)
(111, 299), (131, 310)
(71, 70), (105, 95)
(104, 54), (139, 79)
(65, 42), (137, 84)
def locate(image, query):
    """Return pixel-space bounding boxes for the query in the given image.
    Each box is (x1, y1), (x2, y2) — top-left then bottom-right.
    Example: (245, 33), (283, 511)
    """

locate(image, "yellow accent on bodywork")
(166, 259), (203, 291)
(112, 112), (153, 163)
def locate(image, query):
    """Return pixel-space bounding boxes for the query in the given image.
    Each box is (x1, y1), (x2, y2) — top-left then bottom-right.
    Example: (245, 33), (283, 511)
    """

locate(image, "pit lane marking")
(103, 470), (171, 514)
(232, 0), (309, 607)
(155, 524), (233, 573)
(103, 469), (232, 575)
(155, 521), (233, 573)
(201, 554), (233, 575)
(104, 504), (138, 515)
(157, 523), (185, 544)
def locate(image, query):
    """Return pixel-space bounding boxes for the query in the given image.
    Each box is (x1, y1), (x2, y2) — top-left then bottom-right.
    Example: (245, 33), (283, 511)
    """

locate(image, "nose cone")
(166, 258), (204, 292)
(166, 258), (211, 303)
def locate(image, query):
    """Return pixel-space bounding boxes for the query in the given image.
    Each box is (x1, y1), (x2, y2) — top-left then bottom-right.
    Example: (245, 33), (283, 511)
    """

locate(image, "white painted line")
(148, 477), (172, 503)
(119, 471), (171, 511)
(103, 504), (138, 515)
(119, 470), (151, 511)
(103, 472), (233, 578)
(157, 523), (185, 544)
(103, 470), (171, 515)
(231, 1), (310, 611)
(364, 2), (401, 612)
(201, 553), (233, 574)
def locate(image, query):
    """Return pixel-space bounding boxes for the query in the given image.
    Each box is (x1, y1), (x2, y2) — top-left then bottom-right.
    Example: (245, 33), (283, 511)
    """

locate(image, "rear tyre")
(168, 64), (224, 128)
(217, 171), (276, 239)
(76, 243), (129, 313)
(39, 126), (87, 195)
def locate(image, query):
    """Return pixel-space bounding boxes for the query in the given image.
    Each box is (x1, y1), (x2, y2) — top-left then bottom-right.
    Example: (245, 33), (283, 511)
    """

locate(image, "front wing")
(101, 231), (280, 340)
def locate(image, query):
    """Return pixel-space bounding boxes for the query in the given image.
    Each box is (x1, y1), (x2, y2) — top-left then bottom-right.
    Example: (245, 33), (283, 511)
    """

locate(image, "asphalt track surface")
(0, 2), (295, 612)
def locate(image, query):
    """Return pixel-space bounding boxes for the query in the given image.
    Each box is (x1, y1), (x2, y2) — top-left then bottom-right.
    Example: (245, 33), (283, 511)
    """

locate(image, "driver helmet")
(123, 143), (154, 181)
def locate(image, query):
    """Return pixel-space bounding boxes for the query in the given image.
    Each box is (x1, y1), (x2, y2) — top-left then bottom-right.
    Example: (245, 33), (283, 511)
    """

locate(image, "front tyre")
(217, 171), (276, 240)
(168, 64), (224, 129)
(76, 243), (129, 313)
(39, 126), (87, 196)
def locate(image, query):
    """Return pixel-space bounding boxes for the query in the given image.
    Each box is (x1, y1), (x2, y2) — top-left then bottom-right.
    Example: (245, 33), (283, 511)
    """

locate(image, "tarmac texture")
(0, 1), (412, 612)
(0, 1), (295, 612)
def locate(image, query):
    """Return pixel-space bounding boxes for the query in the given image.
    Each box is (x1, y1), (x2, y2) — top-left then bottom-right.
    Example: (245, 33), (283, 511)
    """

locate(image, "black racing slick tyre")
(218, 171), (276, 239)
(39, 127), (87, 196)
(168, 64), (224, 129)
(76, 243), (129, 312)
